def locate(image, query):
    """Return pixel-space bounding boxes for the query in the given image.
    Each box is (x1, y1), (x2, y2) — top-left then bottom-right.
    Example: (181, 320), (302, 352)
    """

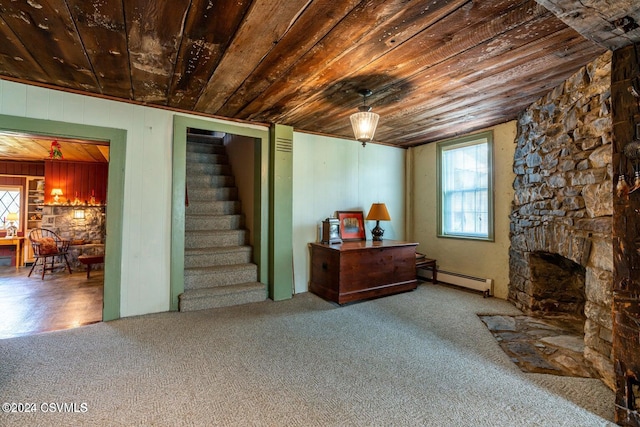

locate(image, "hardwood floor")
(0, 265), (103, 339)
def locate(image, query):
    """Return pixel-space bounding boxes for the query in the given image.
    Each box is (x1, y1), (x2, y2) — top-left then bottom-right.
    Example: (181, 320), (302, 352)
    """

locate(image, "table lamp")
(366, 203), (391, 241)
(5, 212), (18, 237)
(51, 188), (63, 204)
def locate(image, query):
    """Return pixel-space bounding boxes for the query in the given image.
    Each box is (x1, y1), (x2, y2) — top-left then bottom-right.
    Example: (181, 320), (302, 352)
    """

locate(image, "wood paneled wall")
(0, 160), (44, 176)
(44, 160), (108, 204)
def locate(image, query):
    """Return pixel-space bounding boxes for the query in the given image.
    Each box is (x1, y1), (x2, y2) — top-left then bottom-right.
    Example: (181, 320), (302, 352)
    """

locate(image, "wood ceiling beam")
(536, 0), (640, 50)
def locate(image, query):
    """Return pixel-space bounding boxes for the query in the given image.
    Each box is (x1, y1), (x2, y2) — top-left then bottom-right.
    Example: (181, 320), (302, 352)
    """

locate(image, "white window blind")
(437, 132), (493, 241)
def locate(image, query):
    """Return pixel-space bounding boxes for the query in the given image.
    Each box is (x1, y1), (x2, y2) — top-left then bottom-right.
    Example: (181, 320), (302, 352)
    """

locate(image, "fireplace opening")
(488, 251), (593, 378)
(528, 251), (586, 319)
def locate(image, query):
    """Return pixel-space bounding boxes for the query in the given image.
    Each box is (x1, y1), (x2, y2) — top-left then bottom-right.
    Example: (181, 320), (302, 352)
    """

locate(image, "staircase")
(178, 133), (266, 312)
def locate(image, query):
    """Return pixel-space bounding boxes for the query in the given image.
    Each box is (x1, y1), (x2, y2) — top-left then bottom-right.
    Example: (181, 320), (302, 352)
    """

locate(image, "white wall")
(292, 132), (406, 294)
(0, 80), (265, 317)
(407, 122), (517, 299)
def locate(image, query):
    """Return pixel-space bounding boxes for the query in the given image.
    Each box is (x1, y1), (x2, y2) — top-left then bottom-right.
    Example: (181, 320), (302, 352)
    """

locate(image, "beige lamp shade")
(51, 188), (63, 203)
(366, 203), (391, 221)
(6, 212), (19, 222)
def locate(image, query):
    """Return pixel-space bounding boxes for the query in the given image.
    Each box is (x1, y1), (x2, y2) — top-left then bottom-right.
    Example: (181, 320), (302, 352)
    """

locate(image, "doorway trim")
(171, 115), (269, 310)
(0, 114), (126, 321)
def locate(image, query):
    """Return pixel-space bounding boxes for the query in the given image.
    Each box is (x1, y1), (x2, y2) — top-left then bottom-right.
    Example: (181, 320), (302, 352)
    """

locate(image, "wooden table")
(309, 240), (418, 304)
(416, 257), (438, 284)
(0, 237), (24, 268)
(78, 254), (104, 278)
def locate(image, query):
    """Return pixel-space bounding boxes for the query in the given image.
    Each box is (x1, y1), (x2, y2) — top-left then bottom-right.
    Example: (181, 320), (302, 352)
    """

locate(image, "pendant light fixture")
(350, 89), (379, 147)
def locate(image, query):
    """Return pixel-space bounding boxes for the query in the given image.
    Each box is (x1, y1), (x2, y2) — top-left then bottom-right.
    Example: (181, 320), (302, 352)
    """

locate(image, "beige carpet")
(0, 284), (614, 426)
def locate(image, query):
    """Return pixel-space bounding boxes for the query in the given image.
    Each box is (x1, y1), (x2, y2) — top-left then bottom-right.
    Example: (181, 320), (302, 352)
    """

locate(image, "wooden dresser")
(309, 240), (418, 304)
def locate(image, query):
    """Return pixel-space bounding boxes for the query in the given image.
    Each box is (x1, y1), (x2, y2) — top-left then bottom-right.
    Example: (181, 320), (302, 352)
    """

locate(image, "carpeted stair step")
(184, 263), (258, 289)
(181, 135), (264, 312)
(188, 187), (237, 201)
(187, 133), (225, 146)
(187, 163), (231, 180)
(185, 246), (253, 268)
(178, 282), (266, 311)
(187, 174), (234, 188)
(186, 152), (228, 164)
(187, 143), (225, 155)
(186, 200), (240, 215)
(186, 143), (226, 155)
(185, 214), (244, 231)
(185, 229), (247, 248)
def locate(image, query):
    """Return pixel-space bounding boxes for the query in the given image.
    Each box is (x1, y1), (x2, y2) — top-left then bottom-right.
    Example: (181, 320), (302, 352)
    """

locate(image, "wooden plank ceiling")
(0, 132), (109, 163)
(0, 0), (637, 149)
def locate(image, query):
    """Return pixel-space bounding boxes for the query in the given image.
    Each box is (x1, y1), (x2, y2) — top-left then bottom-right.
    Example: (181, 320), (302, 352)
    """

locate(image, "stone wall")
(41, 205), (106, 269)
(509, 51), (614, 388)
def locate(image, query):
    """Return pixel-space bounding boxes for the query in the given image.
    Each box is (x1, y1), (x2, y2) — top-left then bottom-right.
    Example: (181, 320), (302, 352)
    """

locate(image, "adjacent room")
(0, 136), (109, 338)
(0, 1), (639, 425)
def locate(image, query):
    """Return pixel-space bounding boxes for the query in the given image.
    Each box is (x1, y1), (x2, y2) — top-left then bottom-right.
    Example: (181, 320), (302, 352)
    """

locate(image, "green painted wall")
(269, 124), (294, 300)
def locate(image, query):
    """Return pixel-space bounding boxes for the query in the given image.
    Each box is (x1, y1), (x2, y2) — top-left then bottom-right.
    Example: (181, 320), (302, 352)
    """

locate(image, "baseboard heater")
(418, 269), (493, 297)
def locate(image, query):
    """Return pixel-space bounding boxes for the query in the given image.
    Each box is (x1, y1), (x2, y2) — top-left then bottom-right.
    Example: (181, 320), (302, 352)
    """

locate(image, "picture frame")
(42, 215), (56, 227)
(336, 211), (366, 241)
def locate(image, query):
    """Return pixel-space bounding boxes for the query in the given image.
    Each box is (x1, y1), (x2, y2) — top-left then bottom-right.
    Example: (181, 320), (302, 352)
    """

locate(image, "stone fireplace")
(509, 52), (614, 388)
(528, 252), (586, 316)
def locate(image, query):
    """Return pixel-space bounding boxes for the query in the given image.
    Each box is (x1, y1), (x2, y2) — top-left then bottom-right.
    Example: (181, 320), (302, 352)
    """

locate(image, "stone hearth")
(481, 314), (596, 378)
(509, 52), (614, 388)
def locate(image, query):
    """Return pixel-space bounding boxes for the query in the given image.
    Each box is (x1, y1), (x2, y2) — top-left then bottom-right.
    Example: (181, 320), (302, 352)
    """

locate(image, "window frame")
(0, 185), (22, 232)
(436, 131), (494, 241)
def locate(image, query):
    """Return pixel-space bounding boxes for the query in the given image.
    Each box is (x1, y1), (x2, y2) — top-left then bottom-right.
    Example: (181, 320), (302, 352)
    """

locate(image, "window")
(437, 131), (493, 241)
(0, 187), (21, 230)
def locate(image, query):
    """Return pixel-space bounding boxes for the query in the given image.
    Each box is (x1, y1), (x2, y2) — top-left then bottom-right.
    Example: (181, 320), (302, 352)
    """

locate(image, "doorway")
(170, 115), (269, 310)
(0, 114), (126, 330)
(0, 133), (109, 338)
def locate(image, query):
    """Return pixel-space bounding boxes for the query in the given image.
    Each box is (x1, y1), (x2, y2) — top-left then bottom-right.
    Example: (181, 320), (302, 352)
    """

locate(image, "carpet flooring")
(0, 284), (614, 426)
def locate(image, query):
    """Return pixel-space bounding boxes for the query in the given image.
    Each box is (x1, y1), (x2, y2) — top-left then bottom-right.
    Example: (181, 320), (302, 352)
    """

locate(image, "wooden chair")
(28, 228), (73, 279)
